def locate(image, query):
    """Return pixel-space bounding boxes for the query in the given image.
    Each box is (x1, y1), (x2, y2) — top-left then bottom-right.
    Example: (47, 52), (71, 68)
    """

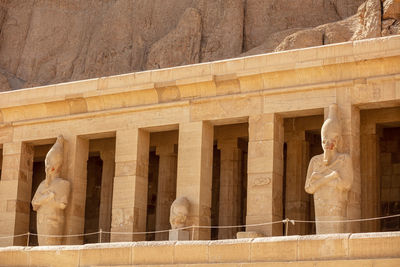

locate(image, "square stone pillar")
(247, 114), (284, 236)
(360, 122), (380, 232)
(111, 129), (149, 242)
(99, 149), (115, 242)
(285, 132), (309, 235)
(0, 142), (33, 246)
(336, 89), (361, 233)
(217, 138), (242, 239)
(155, 144), (177, 241)
(176, 121), (213, 240)
(63, 136), (89, 245)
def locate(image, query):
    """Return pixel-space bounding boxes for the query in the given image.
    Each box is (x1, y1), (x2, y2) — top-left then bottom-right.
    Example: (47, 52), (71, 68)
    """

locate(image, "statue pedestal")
(236, 231), (263, 239)
(169, 229), (190, 241)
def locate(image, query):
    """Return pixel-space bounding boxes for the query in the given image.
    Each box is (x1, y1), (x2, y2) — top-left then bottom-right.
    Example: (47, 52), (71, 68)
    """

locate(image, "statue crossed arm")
(32, 189), (55, 211)
(305, 154), (353, 194)
(304, 104), (354, 234)
(31, 135), (70, 245)
(32, 181), (69, 211)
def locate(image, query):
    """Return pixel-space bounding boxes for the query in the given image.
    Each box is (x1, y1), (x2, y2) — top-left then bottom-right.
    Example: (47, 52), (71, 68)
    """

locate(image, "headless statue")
(32, 135), (70, 245)
(305, 104), (353, 234)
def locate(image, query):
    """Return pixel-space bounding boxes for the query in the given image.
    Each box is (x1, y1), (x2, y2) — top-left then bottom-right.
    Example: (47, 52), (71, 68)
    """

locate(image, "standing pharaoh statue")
(305, 104), (353, 234)
(32, 135), (70, 245)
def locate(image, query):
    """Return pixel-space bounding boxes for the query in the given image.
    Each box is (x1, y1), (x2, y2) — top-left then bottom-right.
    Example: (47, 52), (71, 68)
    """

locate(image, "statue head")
(45, 135), (64, 182)
(321, 104), (341, 153)
(170, 196), (190, 229)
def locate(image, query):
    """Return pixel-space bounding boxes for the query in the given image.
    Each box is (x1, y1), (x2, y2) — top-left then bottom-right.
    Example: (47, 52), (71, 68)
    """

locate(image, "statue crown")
(322, 104), (341, 136)
(45, 135), (64, 169)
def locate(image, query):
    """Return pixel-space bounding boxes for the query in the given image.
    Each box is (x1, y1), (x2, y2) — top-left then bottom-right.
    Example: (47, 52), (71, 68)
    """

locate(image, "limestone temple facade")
(0, 36), (399, 266)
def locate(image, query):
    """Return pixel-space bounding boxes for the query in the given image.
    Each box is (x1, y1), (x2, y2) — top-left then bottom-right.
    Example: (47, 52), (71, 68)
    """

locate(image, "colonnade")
(0, 35), (399, 247)
(0, 108), (360, 246)
(1, 100), (390, 246)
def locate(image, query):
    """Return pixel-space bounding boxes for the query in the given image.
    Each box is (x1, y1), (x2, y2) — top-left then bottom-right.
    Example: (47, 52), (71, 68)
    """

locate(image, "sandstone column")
(99, 149), (115, 242)
(0, 142), (33, 246)
(176, 121), (213, 240)
(247, 114), (284, 236)
(285, 131), (309, 235)
(217, 138), (242, 239)
(111, 129), (149, 242)
(360, 122), (380, 232)
(155, 144), (177, 241)
(63, 136), (89, 245)
(336, 89), (361, 233)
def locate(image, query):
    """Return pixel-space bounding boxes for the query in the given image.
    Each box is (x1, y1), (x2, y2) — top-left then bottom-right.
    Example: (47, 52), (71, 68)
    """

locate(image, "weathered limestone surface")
(146, 8), (202, 70)
(0, 142), (33, 246)
(273, 0), (382, 52)
(155, 144), (177, 240)
(169, 197), (190, 230)
(0, 33), (398, 267)
(246, 114), (284, 236)
(360, 108), (400, 233)
(111, 129), (149, 242)
(176, 122), (213, 240)
(90, 138), (116, 243)
(31, 136), (70, 246)
(383, 0), (400, 20)
(150, 130), (178, 241)
(0, 0), (398, 90)
(0, 232), (399, 267)
(305, 105), (354, 234)
(217, 138), (242, 240)
(63, 136), (89, 245)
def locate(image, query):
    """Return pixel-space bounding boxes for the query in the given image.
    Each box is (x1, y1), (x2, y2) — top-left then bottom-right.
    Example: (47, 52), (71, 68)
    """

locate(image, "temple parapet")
(0, 232), (399, 266)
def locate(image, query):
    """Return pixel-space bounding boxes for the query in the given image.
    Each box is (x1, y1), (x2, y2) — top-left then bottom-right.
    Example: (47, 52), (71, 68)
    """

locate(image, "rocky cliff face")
(0, 0), (398, 91)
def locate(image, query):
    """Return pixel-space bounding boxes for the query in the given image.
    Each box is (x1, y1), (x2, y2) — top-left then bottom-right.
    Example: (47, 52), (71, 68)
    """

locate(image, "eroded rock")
(273, 0), (382, 52)
(0, 0), (396, 91)
(0, 73), (10, 92)
(146, 8), (201, 70)
(199, 0), (244, 62)
(383, 0), (400, 20)
(351, 0), (382, 40)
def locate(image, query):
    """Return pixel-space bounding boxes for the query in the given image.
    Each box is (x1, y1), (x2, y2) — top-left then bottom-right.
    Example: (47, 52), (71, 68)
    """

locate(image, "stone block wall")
(0, 232), (399, 267)
(0, 35), (399, 248)
(379, 127), (400, 231)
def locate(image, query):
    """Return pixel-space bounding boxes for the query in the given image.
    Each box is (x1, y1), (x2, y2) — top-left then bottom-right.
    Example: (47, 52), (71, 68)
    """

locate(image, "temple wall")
(0, 35), (399, 264)
(0, 232), (399, 267)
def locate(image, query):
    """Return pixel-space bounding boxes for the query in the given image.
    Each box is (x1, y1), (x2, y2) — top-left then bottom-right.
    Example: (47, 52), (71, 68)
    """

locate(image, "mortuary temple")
(0, 36), (399, 266)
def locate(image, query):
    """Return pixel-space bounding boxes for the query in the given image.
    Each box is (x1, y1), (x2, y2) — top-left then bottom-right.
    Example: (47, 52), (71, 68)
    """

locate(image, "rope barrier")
(292, 213), (400, 223)
(0, 213), (398, 240)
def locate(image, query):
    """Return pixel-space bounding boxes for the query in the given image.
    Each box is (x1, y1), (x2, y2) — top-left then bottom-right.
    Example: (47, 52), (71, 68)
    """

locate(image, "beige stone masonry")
(336, 90), (361, 233)
(0, 232), (399, 266)
(217, 138), (242, 239)
(0, 36), (399, 126)
(90, 138), (116, 243)
(155, 143), (177, 241)
(0, 35), (399, 252)
(0, 142), (33, 246)
(247, 114), (284, 236)
(359, 107), (400, 233)
(149, 130), (179, 240)
(63, 136), (89, 245)
(98, 151), (115, 242)
(111, 129), (149, 242)
(176, 121), (213, 240)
